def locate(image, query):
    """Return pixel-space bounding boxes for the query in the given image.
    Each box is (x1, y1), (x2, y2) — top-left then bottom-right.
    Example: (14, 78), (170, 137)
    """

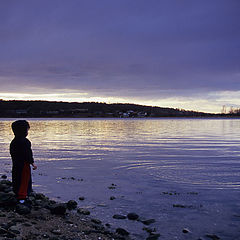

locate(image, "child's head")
(12, 120), (30, 137)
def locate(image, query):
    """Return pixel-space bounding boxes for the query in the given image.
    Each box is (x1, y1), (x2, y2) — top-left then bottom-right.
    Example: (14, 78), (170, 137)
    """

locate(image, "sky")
(0, 1), (239, 113)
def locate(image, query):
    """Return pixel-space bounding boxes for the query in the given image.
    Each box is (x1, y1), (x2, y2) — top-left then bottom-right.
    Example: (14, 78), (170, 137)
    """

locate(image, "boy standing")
(10, 120), (37, 203)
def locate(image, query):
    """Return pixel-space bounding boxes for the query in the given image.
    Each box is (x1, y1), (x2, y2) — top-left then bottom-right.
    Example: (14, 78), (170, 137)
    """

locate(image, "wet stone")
(116, 228), (129, 236)
(77, 208), (90, 215)
(0, 192), (17, 206)
(182, 228), (189, 233)
(9, 225), (21, 234)
(113, 214), (127, 219)
(35, 193), (47, 200)
(51, 229), (62, 235)
(205, 234), (220, 240)
(141, 219), (156, 225)
(146, 233), (161, 240)
(79, 197), (85, 201)
(0, 180), (12, 186)
(91, 218), (102, 224)
(42, 234), (50, 238)
(127, 212), (139, 220)
(50, 204), (67, 215)
(143, 227), (156, 234)
(67, 200), (78, 210)
(15, 204), (31, 215)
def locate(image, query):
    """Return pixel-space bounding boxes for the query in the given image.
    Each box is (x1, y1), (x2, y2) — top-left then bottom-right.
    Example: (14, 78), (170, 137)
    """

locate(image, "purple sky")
(0, 0), (240, 112)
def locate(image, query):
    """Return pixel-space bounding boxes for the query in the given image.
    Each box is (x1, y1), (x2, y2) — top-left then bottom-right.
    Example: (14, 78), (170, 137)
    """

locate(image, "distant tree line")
(0, 99), (226, 118)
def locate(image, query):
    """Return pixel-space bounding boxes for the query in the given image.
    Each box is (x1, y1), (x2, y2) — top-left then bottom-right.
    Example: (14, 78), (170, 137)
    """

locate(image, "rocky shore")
(0, 177), (160, 240)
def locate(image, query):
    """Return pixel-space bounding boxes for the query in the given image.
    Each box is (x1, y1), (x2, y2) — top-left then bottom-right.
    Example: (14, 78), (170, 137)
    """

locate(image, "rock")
(141, 219), (156, 225)
(127, 212), (139, 220)
(0, 212), (6, 217)
(108, 184), (117, 189)
(110, 196), (116, 200)
(182, 228), (189, 233)
(77, 208), (90, 215)
(91, 218), (102, 224)
(79, 197), (85, 201)
(116, 228), (129, 236)
(50, 204), (67, 215)
(0, 192), (17, 206)
(35, 193), (47, 200)
(67, 200), (78, 210)
(113, 214), (127, 219)
(9, 225), (21, 234)
(0, 227), (17, 238)
(51, 229), (62, 235)
(42, 234), (50, 238)
(23, 222), (32, 227)
(0, 184), (11, 193)
(1, 175), (7, 179)
(0, 227), (7, 234)
(15, 204), (31, 215)
(143, 227), (156, 234)
(146, 233), (161, 240)
(205, 234), (220, 240)
(0, 180), (12, 186)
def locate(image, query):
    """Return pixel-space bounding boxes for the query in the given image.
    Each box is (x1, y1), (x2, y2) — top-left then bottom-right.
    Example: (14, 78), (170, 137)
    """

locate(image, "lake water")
(0, 118), (240, 239)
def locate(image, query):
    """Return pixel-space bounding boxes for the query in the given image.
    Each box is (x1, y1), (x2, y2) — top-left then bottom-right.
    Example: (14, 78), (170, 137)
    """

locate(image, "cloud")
(0, 0), (239, 112)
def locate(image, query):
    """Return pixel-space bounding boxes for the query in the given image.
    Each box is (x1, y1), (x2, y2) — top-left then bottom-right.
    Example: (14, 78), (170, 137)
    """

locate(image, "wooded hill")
(0, 100), (216, 118)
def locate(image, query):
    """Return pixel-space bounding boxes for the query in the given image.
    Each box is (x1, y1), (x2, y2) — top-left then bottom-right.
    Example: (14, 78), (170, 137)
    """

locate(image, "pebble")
(1, 175), (7, 179)
(23, 222), (32, 227)
(51, 229), (62, 235)
(146, 233), (161, 240)
(42, 234), (50, 238)
(35, 193), (47, 200)
(143, 227), (156, 234)
(205, 234), (220, 240)
(141, 219), (156, 225)
(113, 214), (127, 219)
(0, 192), (17, 206)
(16, 204), (31, 215)
(127, 212), (139, 220)
(77, 208), (90, 215)
(182, 228), (189, 233)
(79, 196), (85, 201)
(110, 196), (116, 200)
(116, 228), (129, 236)
(9, 225), (21, 234)
(50, 204), (67, 215)
(91, 218), (102, 224)
(67, 200), (78, 210)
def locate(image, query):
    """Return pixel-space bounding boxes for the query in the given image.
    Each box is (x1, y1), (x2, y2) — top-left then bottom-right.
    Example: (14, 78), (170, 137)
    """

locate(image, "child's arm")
(31, 163), (37, 170)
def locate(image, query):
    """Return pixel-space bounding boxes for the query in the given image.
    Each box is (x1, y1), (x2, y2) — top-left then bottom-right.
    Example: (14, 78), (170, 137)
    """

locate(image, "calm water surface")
(0, 118), (240, 239)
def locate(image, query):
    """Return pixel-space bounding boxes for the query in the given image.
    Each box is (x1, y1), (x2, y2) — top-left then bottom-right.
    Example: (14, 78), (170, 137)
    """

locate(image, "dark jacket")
(10, 137), (34, 195)
(10, 137), (34, 165)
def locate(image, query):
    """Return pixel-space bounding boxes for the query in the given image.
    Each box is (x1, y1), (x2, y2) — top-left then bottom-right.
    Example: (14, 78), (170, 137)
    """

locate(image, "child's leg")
(17, 162), (31, 200)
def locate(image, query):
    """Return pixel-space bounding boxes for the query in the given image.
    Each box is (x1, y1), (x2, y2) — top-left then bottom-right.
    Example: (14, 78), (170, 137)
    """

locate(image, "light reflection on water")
(1, 118), (240, 189)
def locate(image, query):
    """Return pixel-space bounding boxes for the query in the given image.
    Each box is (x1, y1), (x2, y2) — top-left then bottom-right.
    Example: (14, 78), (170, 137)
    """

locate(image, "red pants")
(17, 162), (31, 200)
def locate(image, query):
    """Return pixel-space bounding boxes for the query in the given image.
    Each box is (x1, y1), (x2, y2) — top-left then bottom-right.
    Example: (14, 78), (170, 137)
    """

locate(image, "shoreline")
(0, 178), (160, 240)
